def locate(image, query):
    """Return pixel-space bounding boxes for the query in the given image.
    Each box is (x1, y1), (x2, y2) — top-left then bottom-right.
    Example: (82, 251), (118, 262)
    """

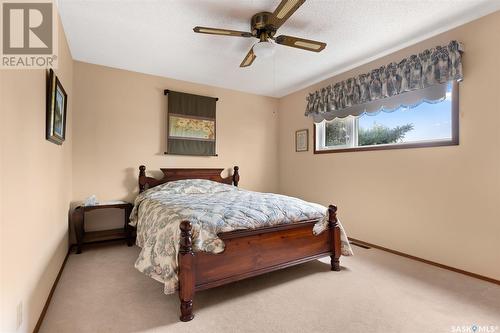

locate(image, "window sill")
(314, 139), (459, 154)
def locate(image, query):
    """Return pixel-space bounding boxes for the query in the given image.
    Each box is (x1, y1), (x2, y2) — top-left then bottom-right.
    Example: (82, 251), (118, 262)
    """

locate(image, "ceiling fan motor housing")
(251, 12), (277, 38)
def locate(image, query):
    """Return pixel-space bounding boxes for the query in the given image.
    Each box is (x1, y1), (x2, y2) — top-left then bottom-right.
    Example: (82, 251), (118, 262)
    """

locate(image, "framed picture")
(166, 90), (217, 156)
(168, 115), (215, 141)
(295, 129), (309, 152)
(46, 69), (67, 145)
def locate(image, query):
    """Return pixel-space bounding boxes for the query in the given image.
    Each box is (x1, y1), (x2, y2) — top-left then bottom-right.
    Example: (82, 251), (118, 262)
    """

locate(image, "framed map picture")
(295, 129), (309, 152)
(169, 115), (215, 141)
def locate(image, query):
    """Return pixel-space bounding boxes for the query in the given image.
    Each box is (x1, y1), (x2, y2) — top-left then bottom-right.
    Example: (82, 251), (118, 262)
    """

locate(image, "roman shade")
(305, 40), (464, 123)
(166, 90), (217, 156)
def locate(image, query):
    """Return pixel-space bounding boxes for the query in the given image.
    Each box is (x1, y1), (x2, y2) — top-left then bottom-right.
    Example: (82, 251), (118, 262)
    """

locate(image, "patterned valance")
(305, 40), (464, 122)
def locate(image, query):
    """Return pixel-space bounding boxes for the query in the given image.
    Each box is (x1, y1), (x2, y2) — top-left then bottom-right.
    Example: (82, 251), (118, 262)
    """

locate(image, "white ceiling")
(58, 0), (500, 97)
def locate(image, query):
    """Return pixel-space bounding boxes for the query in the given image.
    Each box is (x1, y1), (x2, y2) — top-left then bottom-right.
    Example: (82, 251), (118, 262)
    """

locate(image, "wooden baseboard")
(33, 247), (71, 333)
(348, 237), (499, 285)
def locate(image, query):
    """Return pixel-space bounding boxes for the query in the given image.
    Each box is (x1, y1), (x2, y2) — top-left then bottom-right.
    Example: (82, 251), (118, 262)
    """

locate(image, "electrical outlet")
(16, 302), (22, 329)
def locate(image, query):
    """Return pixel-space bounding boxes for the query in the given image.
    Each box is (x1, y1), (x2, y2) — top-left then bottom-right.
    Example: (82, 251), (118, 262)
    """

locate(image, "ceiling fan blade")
(240, 48), (256, 68)
(275, 35), (326, 52)
(272, 0), (306, 29)
(193, 26), (253, 37)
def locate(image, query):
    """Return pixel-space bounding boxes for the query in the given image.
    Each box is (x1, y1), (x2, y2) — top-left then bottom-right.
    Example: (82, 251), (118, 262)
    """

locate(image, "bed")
(132, 165), (352, 321)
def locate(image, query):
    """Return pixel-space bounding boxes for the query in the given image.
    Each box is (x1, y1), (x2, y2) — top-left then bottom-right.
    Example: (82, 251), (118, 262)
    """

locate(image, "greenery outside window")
(314, 82), (458, 153)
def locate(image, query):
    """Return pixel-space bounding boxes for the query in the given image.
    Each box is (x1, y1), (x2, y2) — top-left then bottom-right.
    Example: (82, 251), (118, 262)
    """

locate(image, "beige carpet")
(39, 242), (500, 333)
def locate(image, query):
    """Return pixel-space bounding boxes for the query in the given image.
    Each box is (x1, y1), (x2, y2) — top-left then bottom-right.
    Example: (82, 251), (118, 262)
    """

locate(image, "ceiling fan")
(193, 0), (326, 68)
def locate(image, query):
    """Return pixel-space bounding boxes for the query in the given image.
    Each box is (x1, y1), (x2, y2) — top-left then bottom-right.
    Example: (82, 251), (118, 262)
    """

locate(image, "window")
(315, 82), (458, 153)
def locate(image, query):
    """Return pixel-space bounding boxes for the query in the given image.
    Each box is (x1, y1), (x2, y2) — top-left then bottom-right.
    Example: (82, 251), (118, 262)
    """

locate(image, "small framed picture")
(295, 129), (309, 152)
(46, 69), (68, 145)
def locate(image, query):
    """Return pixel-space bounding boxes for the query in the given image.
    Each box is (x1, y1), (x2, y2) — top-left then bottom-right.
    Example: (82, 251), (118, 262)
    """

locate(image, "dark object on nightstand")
(72, 202), (134, 254)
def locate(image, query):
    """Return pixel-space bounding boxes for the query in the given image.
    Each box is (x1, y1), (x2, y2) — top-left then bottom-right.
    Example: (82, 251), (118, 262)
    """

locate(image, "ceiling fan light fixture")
(193, 0), (326, 67)
(253, 40), (275, 58)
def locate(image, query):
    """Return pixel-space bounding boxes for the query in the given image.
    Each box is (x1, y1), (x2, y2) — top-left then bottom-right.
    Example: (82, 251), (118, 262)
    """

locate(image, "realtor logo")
(1, 0), (58, 68)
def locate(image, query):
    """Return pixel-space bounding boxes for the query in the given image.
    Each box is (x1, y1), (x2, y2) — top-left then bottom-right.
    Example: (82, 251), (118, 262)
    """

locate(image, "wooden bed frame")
(138, 165), (341, 322)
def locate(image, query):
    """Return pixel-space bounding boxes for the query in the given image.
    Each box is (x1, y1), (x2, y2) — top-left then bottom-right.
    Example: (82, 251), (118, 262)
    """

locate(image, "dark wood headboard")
(138, 165), (240, 193)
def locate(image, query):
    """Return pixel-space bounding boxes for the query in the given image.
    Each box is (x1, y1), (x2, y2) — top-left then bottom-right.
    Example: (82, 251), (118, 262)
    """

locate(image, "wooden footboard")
(178, 205), (342, 321)
(195, 220), (330, 290)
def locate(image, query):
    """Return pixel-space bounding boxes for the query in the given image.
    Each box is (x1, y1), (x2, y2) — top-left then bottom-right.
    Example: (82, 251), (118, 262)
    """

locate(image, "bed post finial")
(139, 165), (146, 193)
(233, 166), (240, 187)
(328, 205), (337, 221)
(179, 221), (193, 254)
(178, 221), (195, 322)
(328, 205), (341, 272)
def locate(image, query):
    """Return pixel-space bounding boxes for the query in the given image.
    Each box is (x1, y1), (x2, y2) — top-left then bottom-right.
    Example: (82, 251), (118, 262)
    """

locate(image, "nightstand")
(72, 201), (134, 254)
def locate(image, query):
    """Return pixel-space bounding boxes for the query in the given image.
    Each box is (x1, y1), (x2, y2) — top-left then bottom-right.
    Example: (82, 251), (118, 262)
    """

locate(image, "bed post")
(232, 166), (240, 187)
(178, 221), (195, 322)
(329, 205), (341, 271)
(139, 165), (146, 193)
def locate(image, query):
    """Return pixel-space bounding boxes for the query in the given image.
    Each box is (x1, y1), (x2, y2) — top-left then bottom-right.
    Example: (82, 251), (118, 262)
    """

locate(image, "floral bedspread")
(130, 179), (353, 295)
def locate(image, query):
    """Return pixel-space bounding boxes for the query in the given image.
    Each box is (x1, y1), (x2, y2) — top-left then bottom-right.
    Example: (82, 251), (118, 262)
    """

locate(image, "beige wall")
(0, 18), (73, 333)
(278, 11), (500, 280)
(72, 62), (279, 230)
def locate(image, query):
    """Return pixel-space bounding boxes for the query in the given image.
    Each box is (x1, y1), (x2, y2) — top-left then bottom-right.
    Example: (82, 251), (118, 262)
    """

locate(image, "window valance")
(305, 40), (463, 123)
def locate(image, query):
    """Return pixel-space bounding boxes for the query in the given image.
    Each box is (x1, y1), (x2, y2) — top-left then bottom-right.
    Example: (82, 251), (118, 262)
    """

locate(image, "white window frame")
(314, 82), (459, 153)
(316, 117), (359, 151)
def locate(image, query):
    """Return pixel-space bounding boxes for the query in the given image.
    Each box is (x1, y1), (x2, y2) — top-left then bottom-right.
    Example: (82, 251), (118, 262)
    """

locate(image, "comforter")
(130, 179), (353, 295)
